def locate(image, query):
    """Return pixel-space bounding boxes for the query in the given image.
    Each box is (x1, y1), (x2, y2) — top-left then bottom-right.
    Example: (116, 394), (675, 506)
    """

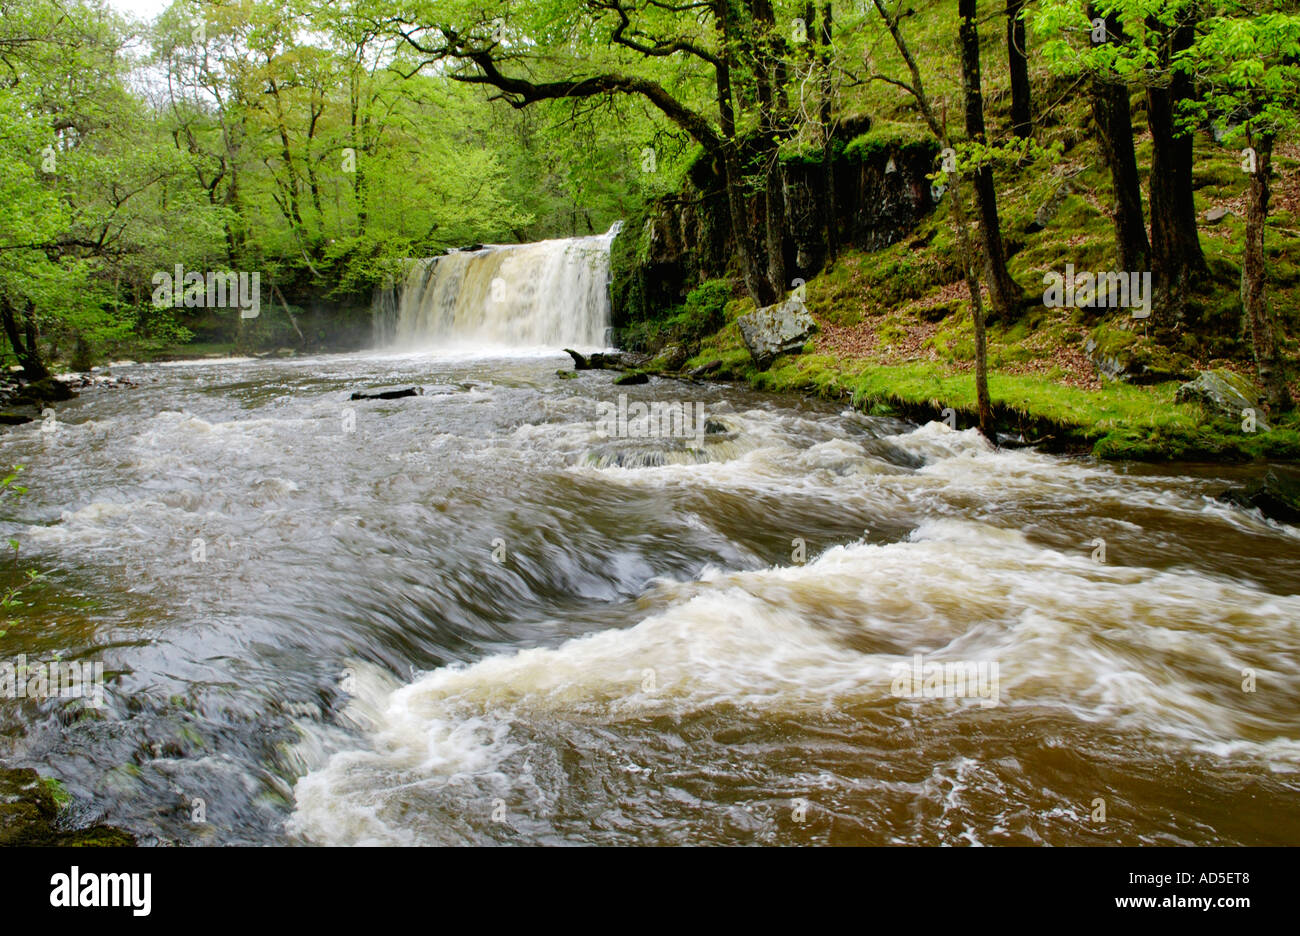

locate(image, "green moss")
(842, 120), (935, 163)
(41, 776), (71, 808)
(0, 766), (135, 846)
(608, 204), (655, 328)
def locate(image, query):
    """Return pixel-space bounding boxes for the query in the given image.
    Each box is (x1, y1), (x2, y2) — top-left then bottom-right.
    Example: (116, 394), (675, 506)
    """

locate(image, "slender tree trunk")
(1006, 0), (1032, 139)
(1146, 13), (1207, 301)
(871, 0), (993, 441)
(750, 0), (787, 297)
(271, 282), (307, 348)
(951, 180), (995, 439)
(819, 2), (837, 264)
(959, 0), (1021, 321)
(763, 156), (787, 295)
(1242, 134), (1291, 413)
(350, 73), (368, 235)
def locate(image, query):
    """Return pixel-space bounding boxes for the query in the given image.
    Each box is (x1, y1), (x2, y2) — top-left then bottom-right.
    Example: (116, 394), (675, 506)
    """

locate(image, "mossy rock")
(0, 766), (135, 847)
(1085, 325), (1194, 385)
(649, 343), (690, 372)
(1175, 369), (1268, 428)
(10, 377), (76, 406)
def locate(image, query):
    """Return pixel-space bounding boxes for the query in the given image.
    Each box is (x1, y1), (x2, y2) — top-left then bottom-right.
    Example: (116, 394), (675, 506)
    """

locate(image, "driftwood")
(563, 349), (651, 371)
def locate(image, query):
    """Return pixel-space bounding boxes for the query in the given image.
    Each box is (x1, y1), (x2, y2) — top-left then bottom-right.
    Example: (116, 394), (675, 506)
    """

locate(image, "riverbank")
(628, 230), (1300, 462)
(608, 106), (1300, 465)
(675, 340), (1300, 462)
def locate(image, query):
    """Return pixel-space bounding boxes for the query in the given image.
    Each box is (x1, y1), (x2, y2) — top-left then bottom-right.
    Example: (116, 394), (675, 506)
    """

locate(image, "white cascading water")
(376, 223), (621, 349)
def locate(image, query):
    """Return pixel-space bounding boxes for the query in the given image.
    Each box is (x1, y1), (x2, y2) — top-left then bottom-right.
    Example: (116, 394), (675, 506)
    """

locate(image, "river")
(1, 345), (1298, 846)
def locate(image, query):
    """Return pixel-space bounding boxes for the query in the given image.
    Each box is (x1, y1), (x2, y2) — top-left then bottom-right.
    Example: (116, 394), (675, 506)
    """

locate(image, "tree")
(1087, 6), (1151, 272)
(1184, 7), (1300, 412)
(1, 0), (203, 373)
(959, 0), (1023, 321)
(1144, 0), (1207, 298)
(1035, 0), (1207, 306)
(376, 0), (815, 308)
(1007, 0), (1033, 139)
(870, 0), (994, 440)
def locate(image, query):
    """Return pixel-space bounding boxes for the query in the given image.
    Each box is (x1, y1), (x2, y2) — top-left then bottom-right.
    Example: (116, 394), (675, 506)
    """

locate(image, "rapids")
(0, 351), (1297, 845)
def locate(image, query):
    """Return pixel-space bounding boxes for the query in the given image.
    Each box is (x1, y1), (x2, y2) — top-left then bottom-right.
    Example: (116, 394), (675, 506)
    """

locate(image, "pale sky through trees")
(108, 0), (170, 20)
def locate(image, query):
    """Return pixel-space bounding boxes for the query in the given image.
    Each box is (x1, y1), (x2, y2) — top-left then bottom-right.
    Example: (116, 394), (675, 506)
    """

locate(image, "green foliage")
(618, 278), (736, 353)
(665, 280), (732, 342)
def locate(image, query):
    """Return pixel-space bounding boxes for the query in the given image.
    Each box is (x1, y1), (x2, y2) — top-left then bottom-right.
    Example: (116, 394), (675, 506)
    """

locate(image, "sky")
(107, 0), (172, 21)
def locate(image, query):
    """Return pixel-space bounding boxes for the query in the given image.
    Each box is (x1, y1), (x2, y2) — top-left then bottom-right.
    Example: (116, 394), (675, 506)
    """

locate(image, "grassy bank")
(669, 286), (1300, 461)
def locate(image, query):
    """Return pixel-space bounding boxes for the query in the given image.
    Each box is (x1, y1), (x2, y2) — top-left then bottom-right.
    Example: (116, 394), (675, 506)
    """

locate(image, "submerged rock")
(350, 386), (424, 401)
(0, 766), (135, 846)
(737, 298), (817, 370)
(1219, 468), (1300, 524)
(1175, 369), (1268, 429)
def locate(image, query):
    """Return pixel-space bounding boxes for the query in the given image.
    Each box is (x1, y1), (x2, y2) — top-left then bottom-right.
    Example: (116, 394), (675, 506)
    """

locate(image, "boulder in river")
(737, 298), (817, 370)
(10, 377), (76, 406)
(1218, 468), (1300, 524)
(350, 386), (424, 401)
(1175, 369), (1268, 428)
(613, 371), (649, 385)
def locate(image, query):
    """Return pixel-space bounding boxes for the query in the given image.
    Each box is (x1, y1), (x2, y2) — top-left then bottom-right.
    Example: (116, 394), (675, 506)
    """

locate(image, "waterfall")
(375, 223), (621, 349)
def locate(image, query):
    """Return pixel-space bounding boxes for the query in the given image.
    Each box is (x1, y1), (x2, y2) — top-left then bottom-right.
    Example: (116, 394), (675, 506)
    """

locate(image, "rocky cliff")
(610, 120), (939, 329)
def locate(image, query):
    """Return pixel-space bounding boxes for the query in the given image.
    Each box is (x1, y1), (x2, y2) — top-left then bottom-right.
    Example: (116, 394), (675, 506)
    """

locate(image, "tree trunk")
(763, 156), (788, 296)
(715, 0), (779, 307)
(1146, 12), (1206, 302)
(1242, 134), (1291, 413)
(871, 0), (993, 441)
(1006, 0), (1031, 139)
(750, 0), (787, 298)
(819, 2), (837, 264)
(949, 179), (995, 440)
(1092, 78), (1150, 272)
(959, 0), (1021, 321)
(0, 297), (50, 381)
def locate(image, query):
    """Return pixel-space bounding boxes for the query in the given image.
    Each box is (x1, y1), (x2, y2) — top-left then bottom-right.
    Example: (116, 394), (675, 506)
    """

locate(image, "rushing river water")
(1, 350), (1298, 846)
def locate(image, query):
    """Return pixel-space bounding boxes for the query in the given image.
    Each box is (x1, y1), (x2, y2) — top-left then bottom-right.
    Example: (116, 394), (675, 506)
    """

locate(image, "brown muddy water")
(1, 351), (1297, 845)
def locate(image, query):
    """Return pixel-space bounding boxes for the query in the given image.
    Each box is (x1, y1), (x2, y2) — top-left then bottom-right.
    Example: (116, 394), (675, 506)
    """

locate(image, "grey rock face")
(737, 299), (818, 370)
(1175, 369), (1269, 429)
